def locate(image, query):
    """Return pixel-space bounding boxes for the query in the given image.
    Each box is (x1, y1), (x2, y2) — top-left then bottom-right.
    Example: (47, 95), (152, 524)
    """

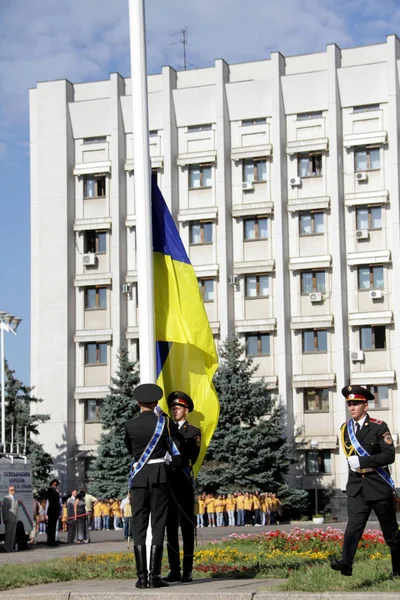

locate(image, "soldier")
(164, 391), (201, 583)
(331, 384), (400, 577)
(124, 383), (180, 589)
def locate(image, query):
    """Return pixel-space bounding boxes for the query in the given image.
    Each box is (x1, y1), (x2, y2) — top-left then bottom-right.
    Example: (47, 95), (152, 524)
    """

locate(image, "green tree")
(0, 361), (53, 490)
(87, 347), (140, 497)
(198, 335), (307, 513)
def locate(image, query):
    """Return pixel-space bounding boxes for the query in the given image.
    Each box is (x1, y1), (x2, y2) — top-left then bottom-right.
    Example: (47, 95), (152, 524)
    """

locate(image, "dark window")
(243, 158), (267, 183)
(84, 231), (107, 254)
(189, 164), (212, 188)
(188, 124), (212, 132)
(304, 389), (329, 412)
(241, 117), (266, 126)
(245, 275), (269, 298)
(356, 206), (382, 230)
(353, 104), (380, 113)
(85, 287), (107, 309)
(355, 147), (380, 171)
(83, 175), (106, 198)
(299, 211), (324, 235)
(85, 399), (102, 422)
(366, 385), (389, 410)
(302, 330), (327, 353)
(83, 136), (107, 144)
(298, 153), (322, 177)
(301, 270), (326, 293)
(198, 278), (214, 302)
(357, 266), (384, 290)
(189, 221), (213, 244)
(244, 217), (268, 240)
(306, 449), (331, 474)
(246, 333), (270, 356)
(85, 342), (108, 365)
(360, 325), (386, 350)
(297, 111), (323, 120)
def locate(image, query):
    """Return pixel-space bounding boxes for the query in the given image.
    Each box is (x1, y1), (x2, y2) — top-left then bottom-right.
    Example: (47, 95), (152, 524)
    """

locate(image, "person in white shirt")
(2, 485), (18, 552)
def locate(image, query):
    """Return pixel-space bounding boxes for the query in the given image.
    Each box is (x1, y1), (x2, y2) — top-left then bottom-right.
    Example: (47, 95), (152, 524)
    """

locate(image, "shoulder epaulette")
(369, 417), (383, 425)
(341, 422), (347, 429)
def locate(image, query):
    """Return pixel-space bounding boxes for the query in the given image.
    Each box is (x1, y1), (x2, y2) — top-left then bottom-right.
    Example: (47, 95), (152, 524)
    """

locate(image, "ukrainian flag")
(152, 178), (219, 477)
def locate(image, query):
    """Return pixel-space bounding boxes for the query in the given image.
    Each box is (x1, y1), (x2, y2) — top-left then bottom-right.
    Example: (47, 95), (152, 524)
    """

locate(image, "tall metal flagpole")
(129, 0), (156, 383)
(128, 0), (156, 565)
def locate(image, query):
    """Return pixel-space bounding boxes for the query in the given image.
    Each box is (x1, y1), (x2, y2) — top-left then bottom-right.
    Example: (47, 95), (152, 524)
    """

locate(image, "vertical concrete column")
(110, 74), (126, 368)
(326, 44), (348, 494)
(270, 53), (293, 438)
(215, 59), (234, 340)
(162, 66), (178, 215)
(387, 34), (400, 481)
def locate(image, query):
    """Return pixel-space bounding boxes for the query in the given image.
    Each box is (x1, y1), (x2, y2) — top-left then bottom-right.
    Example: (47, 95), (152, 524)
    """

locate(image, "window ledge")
(75, 386), (110, 399)
(73, 161), (111, 176)
(350, 370), (395, 385)
(343, 131), (387, 148)
(347, 250), (391, 266)
(286, 138), (329, 154)
(236, 318), (276, 333)
(348, 310), (392, 327)
(234, 260), (275, 275)
(74, 329), (112, 343)
(293, 373), (336, 388)
(345, 189), (388, 207)
(291, 315), (333, 330)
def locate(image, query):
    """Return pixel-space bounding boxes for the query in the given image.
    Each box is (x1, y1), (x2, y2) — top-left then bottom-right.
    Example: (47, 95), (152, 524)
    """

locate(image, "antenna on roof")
(170, 27), (196, 70)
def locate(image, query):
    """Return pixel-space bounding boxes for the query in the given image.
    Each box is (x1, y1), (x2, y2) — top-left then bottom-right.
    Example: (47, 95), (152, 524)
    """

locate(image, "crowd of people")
(195, 492), (282, 527)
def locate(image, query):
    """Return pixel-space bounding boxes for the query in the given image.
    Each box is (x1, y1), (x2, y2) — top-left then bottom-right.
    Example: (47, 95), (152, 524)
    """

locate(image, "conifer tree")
(87, 347), (140, 497)
(0, 361), (53, 490)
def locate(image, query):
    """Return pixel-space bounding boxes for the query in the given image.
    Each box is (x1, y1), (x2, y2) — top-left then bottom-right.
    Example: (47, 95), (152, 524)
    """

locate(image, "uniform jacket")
(169, 420), (201, 493)
(343, 414), (395, 501)
(124, 411), (181, 488)
(2, 495), (18, 524)
(46, 487), (61, 517)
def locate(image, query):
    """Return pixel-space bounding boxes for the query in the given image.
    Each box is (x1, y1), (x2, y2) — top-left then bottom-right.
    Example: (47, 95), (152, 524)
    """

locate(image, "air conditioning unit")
(369, 289), (383, 300)
(356, 172), (368, 182)
(290, 177), (301, 187)
(351, 351), (365, 362)
(242, 181), (254, 191)
(355, 229), (369, 240)
(122, 283), (131, 294)
(309, 292), (322, 302)
(228, 274), (237, 286)
(82, 253), (96, 266)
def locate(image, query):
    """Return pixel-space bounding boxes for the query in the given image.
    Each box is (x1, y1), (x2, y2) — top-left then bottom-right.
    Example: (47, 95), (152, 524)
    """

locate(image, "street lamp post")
(0, 312), (22, 452)
(310, 439), (319, 515)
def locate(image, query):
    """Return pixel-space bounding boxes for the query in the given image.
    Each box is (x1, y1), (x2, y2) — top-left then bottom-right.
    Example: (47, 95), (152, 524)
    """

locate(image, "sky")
(0, 0), (400, 386)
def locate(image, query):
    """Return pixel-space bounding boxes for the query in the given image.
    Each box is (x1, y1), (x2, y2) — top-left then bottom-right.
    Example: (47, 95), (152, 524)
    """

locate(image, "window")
(353, 104), (380, 113)
(241, 117), (266, 126)
(243, 158), (267, 183)
(360, 325), (386, 350)
(85, 287), (107, 309)
(84, 231), (107, 254)
(358, 266), (384, 290)
(356, 206), (382, 230)
(306, 449), (331, 474)
(366, 385), (389, 410)
(85, 399), (102, 422)
(189, 221), (213, 244)
(355, 147), (380, 171)
(83, 136), (107, 144)
(188, 124), (212, 132)
(245, 275), (270, 298)
(83, 175), (106, 198)
(198, 278), (214, 302)
(85, 342), (108, 365)
(297, 111), (323, 120)
(298, 153), (322, 177)
(149, 130), (158, 137)
(302, 330), (327, 353)
(244, 217), (268, 240)
(246, 333), (270, 356)
(301, 270), (326, 294)
(299, 211), (324, 235)
(189, 164), (212, 189)
(304, 389), (329, 412)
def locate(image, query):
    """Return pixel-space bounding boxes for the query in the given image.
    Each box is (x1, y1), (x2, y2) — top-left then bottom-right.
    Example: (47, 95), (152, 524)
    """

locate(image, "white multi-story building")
(31, 35), (400, 514)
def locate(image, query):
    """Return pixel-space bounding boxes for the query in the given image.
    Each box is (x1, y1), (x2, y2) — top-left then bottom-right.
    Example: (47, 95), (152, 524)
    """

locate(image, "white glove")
(348, 456), (360, 470)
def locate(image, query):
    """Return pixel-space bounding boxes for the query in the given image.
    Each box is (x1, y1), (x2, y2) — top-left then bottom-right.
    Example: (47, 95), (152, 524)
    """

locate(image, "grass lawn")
(1, 528), (400, 592)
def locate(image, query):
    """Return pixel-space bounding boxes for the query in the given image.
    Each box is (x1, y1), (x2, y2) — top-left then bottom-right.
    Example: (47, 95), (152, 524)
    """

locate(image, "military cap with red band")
(167, 391), (194, 413)
(341, 384), (375, 402)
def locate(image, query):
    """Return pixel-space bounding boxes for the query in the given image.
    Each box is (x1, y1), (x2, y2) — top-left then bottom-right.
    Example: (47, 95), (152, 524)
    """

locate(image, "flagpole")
(129, 0), (156, 384)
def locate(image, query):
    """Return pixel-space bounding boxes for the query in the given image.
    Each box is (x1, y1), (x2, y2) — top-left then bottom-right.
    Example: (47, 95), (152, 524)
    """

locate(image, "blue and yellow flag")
(151, 179), (219, 477)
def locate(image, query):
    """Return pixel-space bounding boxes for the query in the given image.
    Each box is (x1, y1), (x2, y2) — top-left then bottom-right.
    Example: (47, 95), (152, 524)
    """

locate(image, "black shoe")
(330, 558), (352, 576)
(149, 545), (169, 588)
(163, 570), (181, 583)
(134, 545), (148, 589)
(181, 571), (193, 583)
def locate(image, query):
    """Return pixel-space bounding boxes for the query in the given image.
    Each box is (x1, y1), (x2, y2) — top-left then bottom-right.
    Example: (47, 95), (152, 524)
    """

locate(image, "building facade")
(31, 35), (400, 510)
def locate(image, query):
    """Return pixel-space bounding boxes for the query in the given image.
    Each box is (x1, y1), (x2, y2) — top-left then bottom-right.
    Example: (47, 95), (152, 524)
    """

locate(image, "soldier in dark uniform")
(164, 391), (201, 583)
(124, 383), (180, 589)
(46, 479), (60, 547)
(331, 384), (400, 577)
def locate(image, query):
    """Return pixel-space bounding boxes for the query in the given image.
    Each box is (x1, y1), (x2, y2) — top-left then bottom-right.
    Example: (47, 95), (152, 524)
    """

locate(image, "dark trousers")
(67, 520), (76, 543)
(131, 483), (169, 547)
(47, 515), (58, 546)
(4, 522), (17, 551)
(343, 492), (400, 564)
(166, 487), (196, 573)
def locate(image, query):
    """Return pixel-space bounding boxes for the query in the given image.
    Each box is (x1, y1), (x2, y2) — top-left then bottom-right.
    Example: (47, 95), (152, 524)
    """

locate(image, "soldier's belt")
(355, 467), (374, 474)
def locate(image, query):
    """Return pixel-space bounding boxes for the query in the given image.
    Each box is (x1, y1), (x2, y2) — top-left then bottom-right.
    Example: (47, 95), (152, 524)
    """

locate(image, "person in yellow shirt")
(93, 500), (102, 530)
(253, 491), (262, 526)
(197, 494), (205, 528)
(243, 492), (253, 526)
(204, 494), (215, 527)
(235, 492), (245, 526)
(260, 493), (268, 526)
(225, 494), (236, 526)
(214, 495), (224, 527)
(100, 499), (111, 530)
(110, 499), (122, 530)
